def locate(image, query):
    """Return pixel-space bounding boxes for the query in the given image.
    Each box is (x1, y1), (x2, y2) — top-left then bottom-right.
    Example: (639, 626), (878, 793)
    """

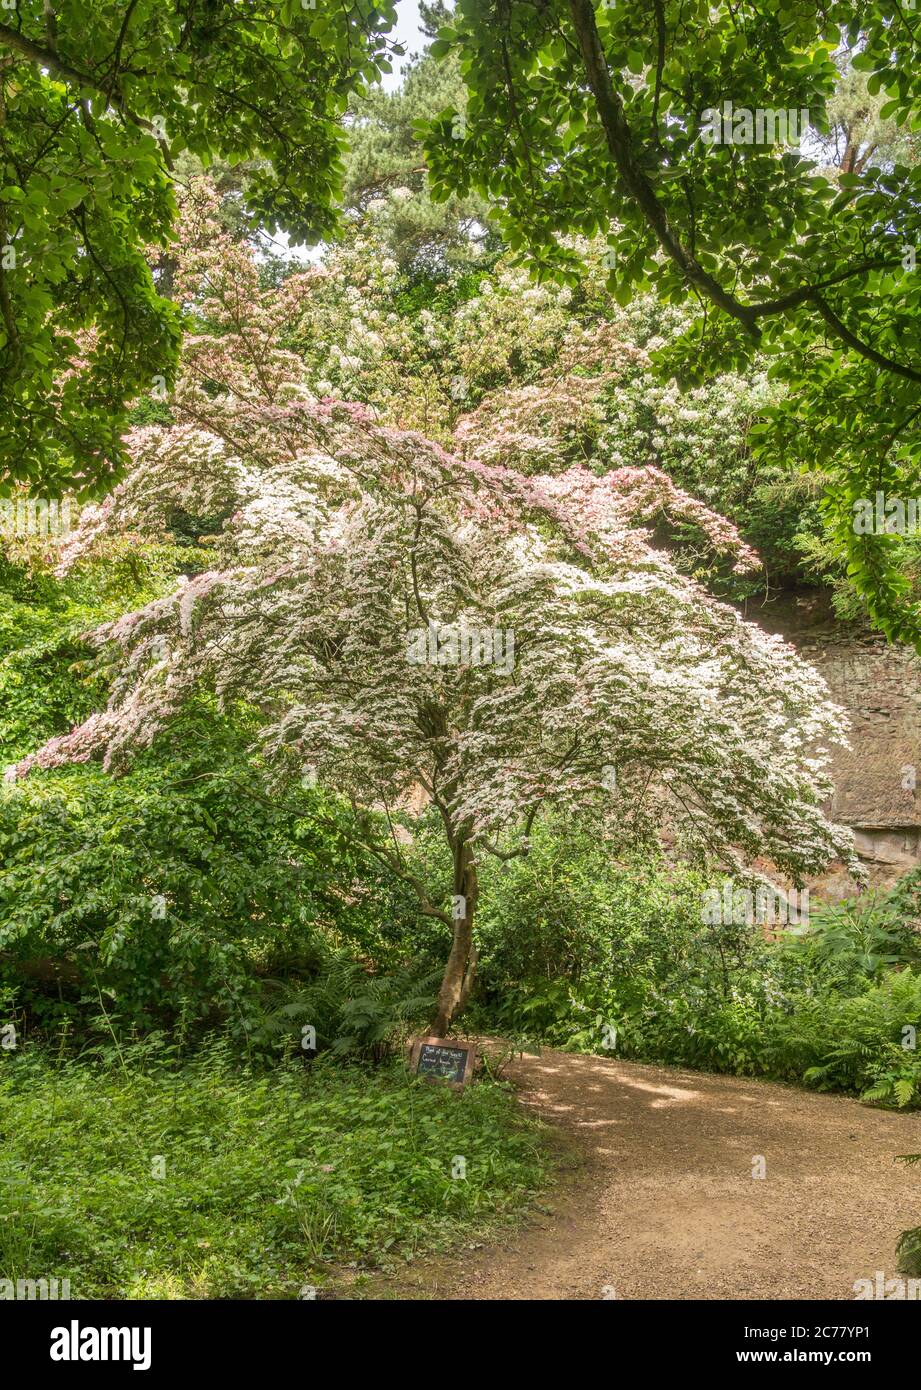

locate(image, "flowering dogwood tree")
(17, 184), (859, 1034)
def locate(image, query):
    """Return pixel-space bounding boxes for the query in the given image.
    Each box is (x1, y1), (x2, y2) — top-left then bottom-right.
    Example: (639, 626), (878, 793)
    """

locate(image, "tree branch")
(810, 291), (921, 385)
(0, 20), (88, 88)
(567, 0), (758, 334)
(651, 0), (666, 152)
(43, 0), (57, 49)
(346, 800), (453, 926)
(106, 0), (142, 98)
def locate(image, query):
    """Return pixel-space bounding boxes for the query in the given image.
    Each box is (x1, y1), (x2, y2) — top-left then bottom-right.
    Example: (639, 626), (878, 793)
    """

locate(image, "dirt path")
(378, 1048), (921, 1300)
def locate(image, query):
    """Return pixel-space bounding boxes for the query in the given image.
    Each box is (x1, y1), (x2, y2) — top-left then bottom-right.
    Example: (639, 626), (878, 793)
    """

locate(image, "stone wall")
(742, 589), (921, 892)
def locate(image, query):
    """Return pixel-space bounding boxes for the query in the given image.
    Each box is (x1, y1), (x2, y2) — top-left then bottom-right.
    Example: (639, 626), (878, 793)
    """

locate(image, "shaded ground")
(358, 1047), (921, 1300)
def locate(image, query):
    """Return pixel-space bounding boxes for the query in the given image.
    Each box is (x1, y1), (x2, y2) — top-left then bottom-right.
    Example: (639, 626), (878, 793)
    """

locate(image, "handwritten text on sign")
(409, 1036), (476, 1087)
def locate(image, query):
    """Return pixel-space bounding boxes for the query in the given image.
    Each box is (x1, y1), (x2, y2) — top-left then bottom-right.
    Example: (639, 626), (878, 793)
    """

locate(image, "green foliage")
(897, 1224), (921, 1278)
(788, 894), (921, 980)
(0, 545), (183, 764)
(422, 2), (921, 642)
(0, 0), (398, 492)
(0, 714), (427, 1039)
(887, 864), (921, 933)
(0, 1039), (546, 1297)
(0, 720), (288, 1033)
(782, 971), (921, 1108)
(896, 1154), (921, 1278)
(461, 823), (921, 1107)
(256, 950), (442, 1061)
(492, 930), (921, 1108)
(343, 47), (497, 276)
(473, 819), (714, 996)
(0, 545), (430, 1037)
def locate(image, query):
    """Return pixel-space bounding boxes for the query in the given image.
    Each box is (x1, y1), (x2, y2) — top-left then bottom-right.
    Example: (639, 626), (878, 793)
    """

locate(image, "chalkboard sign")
(408, 1036), (476, 1088)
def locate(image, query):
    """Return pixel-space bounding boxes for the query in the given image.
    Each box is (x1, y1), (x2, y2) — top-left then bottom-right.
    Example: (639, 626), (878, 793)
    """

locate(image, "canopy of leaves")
(422, 0), (921, 643)
(0, 0), (399, 493)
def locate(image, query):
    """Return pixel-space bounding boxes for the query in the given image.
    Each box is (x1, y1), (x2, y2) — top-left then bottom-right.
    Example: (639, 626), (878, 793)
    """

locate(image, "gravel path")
(386, 1048), (921, 1300)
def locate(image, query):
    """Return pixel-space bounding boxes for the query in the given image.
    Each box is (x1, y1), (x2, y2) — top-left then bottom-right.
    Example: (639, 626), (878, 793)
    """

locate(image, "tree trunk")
(431, 840), (478, 1035)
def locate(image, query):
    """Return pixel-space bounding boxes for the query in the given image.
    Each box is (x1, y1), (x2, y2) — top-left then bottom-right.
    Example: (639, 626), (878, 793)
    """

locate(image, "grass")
(0, 1037), (547, 1299)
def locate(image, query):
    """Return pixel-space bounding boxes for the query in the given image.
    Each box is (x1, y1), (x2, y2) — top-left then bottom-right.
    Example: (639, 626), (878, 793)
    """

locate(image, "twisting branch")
(567, 0), (758, 333)
(651, 0), (666, 151)
(346, 799), (453, 927)
(409, 503), (431, 624)
(43, 0), (57, 48)
(105, 0), (142, 97)
(810, 291), (921, 384)
(0, 21), (86, 87)
(0, 20), (158, 138)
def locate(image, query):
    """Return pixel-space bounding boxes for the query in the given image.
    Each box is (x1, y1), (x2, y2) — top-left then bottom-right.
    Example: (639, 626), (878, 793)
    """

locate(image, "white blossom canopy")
(17, 181), (858, 888)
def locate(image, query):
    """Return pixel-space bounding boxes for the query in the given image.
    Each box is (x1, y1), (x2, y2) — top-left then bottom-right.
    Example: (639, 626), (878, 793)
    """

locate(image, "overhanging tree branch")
(567, 0), (758, 333)
(0, 20), (158, 138)
(345, 799), (454, 927)
(0, 20), (90, 89)
(566, 0), (921, 384)
(105, 0), (142, 98)
(810, 291), (921, 384)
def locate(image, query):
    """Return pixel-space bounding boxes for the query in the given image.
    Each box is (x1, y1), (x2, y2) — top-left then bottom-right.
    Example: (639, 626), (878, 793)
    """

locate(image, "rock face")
(743, 590), (921, 892)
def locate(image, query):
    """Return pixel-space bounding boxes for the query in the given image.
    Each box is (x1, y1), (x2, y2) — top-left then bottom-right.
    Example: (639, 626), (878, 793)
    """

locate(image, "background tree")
(422, 0), (921, 642)
(280, 209), (815, 598)
(343, 50), (494, 276)
(0, 0), (399, 493)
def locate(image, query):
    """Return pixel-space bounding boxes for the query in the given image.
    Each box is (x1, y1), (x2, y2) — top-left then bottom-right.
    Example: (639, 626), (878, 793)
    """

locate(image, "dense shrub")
(0, 704), (426, 1039)
(459, 822), (921, 1108)
(255, 949), (442, 1061)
